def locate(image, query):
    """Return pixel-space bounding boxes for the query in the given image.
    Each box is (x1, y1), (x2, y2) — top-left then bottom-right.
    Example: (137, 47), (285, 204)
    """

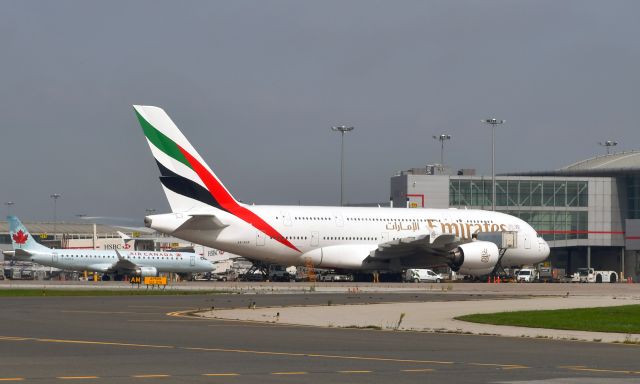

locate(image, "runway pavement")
(0, 286), (639, 383)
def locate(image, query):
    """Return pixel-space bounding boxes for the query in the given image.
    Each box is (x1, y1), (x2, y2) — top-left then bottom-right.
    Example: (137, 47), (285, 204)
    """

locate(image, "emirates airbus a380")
(134, 105), (549, 277)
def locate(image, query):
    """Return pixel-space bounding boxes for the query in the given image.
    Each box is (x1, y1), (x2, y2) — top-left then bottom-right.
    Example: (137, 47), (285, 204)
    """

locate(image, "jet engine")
(135, 266), (159, 277)
(448, 241), (500, 276)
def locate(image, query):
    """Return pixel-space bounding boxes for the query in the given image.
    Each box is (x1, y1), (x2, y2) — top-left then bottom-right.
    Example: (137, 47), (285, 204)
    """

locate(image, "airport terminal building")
(391, 151), (640, 281)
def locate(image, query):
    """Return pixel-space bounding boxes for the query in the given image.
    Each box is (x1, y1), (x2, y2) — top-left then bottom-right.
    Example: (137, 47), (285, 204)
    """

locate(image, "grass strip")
(0, 289), (223, 297)
(456, 305), (640, 334)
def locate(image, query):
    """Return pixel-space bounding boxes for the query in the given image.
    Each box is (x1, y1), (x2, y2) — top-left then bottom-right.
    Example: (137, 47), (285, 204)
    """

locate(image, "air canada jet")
(134, 105), (550, 276)
(4, 216), (213, 279)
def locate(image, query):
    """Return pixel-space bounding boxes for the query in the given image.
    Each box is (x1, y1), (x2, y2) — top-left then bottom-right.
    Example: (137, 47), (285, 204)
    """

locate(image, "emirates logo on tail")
(12, 230), (29, 246)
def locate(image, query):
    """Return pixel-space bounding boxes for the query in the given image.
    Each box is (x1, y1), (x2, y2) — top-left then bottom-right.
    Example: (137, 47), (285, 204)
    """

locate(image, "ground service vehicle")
(574, 268), (618, 283)
(267, 265), (295, 282)
(538, 267), (568, 283)
(404, 269), (443, 283)
(319, 272), (353, 282)
(516, 268), (538, 282)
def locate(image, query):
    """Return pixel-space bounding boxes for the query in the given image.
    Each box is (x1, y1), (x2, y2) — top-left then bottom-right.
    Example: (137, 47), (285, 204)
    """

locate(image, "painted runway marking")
(61, 310), (160, 315)
(127, 320), (204, 322)
(0, 334), (458, 366)
(56, 376), (99, 380)
(202, 373), (240, 377)
(0, 335), (174, 349)
(401, 369), (434, 372)
(470, 363), (529, 369)
(271, 372), (307, 375)
(0, 379), (24, 382)
(132, 374), (170, 378)
(560, 365), (640, 375)
(338, 370), (372, 374)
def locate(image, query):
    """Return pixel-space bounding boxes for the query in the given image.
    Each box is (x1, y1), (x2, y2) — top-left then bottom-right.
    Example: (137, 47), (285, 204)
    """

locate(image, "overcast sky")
(2, 0), (639, 222)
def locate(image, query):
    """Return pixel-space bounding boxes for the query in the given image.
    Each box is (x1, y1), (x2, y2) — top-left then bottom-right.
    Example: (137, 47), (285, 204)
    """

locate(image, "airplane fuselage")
(148, 205), (550, 271)
(19, 249), (212, 274)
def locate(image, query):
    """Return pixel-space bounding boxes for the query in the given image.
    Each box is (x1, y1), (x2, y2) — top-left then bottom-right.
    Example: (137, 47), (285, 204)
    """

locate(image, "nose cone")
(539, 238), (551, 260)
(201, 258), (215, 272)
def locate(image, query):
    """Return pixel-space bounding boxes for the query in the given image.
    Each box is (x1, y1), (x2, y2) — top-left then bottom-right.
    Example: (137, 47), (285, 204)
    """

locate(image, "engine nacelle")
(135, 266), (158, 277)
(448, 241), (500, 276)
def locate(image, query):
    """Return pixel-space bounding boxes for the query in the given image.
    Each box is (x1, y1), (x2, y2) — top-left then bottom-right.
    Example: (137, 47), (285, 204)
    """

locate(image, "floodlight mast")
(598, 140), (618, 155)
(481, 119), (505, 211)
(432, 134), (452, 165)
(50, 193), (61, 242)
(331, 125), (355, 206)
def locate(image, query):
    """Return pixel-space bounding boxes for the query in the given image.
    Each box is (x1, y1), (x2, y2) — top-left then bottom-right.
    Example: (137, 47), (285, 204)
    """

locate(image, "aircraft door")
(311, 231), (319, 247)
(333, 213), (344, 227)
(380, 232), (389, 243)
(281, 211), (292, 226)
(524, 232), (531, 249)
(256, 231), (266, 246)
(52, 252), (58, 265)
(190, 255), (195, 266)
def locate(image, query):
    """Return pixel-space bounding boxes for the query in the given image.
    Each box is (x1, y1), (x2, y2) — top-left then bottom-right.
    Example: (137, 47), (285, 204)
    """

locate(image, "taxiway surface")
(0, 288), (639, 383)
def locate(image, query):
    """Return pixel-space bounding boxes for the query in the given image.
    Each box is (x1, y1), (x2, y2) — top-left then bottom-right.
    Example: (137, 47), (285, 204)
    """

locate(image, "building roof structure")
(504, 150), (640, 177)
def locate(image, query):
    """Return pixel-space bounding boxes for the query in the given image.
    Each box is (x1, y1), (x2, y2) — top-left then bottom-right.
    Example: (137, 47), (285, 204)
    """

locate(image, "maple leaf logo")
(12, 230), (29, 245)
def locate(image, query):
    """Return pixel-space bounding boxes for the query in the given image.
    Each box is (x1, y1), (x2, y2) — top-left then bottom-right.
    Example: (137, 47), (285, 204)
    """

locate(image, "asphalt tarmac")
(1, 291), (639, 383)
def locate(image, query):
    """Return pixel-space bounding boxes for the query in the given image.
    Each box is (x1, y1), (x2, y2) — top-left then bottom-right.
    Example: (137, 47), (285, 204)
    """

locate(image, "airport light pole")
(432, 134), (452, 165)
(50, 193), (61, 242)
(4, 201), (15, 217)
(598, 140), (618, 155)
(481, 119), (505, 211)
(331, 125), (354, 206)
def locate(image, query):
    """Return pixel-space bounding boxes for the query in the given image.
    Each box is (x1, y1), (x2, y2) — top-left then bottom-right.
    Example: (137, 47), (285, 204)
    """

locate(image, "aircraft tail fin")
(7, 216), (50, 252)
(133, 105), (238, 213)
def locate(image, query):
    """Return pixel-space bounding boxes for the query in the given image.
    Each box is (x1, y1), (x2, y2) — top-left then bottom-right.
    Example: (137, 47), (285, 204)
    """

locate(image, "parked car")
(320, 273), (353, 282)
(404, 269), (443, 283)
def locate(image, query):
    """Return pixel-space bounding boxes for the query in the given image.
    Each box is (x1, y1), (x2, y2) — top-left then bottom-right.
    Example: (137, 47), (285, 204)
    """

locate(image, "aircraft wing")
(175, 214), (229, 231)
(86, 263), (115, 273)
(108, 249), (139, 273)
(366, 233), (461, 261)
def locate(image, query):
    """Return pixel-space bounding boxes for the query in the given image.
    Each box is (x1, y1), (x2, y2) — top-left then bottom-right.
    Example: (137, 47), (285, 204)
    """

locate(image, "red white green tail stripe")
(134, 105), (300, 253)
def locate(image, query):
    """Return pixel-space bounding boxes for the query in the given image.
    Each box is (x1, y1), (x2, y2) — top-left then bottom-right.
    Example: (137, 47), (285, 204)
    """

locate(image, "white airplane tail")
(133, 105), (301, 253)
(133, 105), (239, 213)
(7, 216), (51, 253)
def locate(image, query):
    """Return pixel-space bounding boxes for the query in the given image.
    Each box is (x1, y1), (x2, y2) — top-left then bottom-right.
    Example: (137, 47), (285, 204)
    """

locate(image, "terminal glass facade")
(449, 179), (588, 208)
(449, 179), (588, 241)
(627, 176), (640, 219)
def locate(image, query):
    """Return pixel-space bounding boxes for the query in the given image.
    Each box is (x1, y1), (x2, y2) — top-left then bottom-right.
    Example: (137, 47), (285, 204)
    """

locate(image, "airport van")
(404, 269), (443, 283)
(516, 268), (538, 282)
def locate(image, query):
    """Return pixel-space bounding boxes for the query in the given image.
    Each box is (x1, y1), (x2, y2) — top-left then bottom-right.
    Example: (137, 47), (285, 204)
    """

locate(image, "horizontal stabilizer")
(14, 249), (33, 258)
(175, 214), (229, 232)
